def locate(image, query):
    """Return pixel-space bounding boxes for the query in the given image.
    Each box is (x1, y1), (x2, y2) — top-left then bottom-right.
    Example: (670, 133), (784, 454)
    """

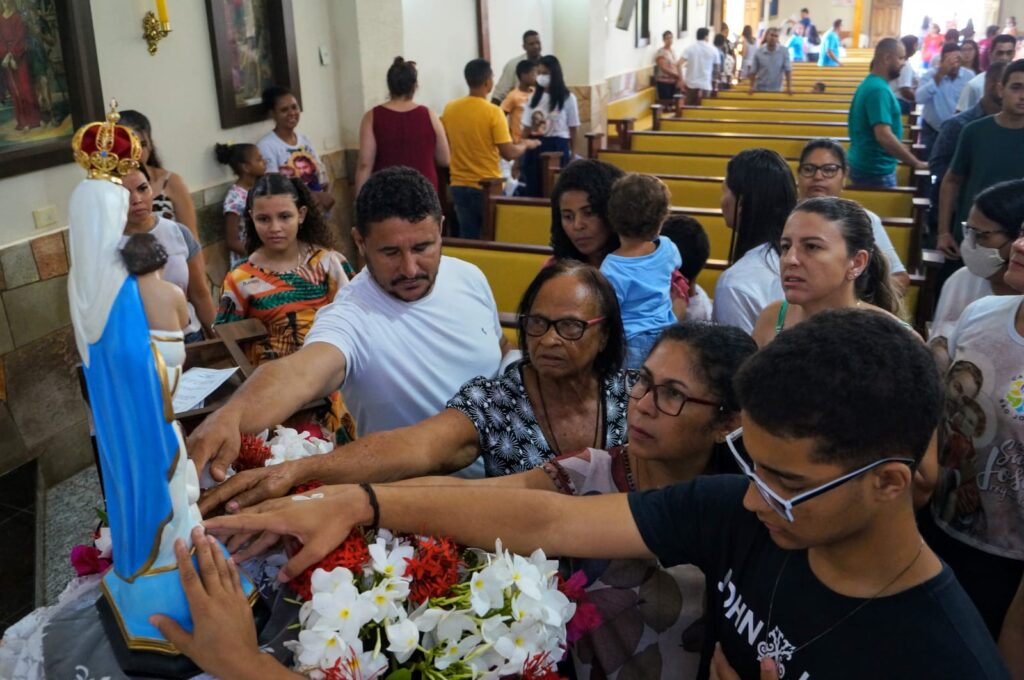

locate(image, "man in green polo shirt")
(847, 38), (929, 188)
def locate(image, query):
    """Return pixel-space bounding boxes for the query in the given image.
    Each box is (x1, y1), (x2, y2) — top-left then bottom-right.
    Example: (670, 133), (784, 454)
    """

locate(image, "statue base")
(95, 544), (266, 679)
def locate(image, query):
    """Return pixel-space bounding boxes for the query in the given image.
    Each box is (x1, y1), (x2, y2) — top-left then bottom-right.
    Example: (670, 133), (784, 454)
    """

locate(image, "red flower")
(557, 570), (602, 643)
(521, 652), (567, 680)
(70, 545), (112, 577)
(319, 652), (387, 680)
(235, 434), (272, 471)
(288, 526), (370, 600)
(403, 535), (462, 604)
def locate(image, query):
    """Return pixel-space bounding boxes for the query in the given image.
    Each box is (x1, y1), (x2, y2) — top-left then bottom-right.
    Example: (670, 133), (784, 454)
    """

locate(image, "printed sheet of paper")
(173, 367), (238, 414)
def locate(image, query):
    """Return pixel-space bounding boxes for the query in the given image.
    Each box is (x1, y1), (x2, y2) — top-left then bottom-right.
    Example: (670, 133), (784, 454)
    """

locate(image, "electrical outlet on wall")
(32, 205), (58, 230)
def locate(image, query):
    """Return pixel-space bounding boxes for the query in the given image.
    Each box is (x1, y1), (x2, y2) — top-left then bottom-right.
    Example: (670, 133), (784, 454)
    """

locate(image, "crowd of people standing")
(71, 17), (1024, 680)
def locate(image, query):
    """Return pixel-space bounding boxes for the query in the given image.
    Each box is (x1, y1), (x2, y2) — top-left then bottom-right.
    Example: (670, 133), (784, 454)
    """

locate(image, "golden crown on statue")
(71, 100), (142, 183)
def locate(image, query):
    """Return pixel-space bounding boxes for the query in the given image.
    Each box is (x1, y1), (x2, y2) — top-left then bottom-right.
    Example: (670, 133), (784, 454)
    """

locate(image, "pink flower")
(566, 600), (601, 643)
(70, 544), (112, 577)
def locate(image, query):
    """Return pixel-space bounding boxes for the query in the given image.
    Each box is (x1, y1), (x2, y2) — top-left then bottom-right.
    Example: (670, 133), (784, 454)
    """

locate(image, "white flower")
(362, 578), (409, 622)
(368, 538), (415, 579)
(436, 611), (477, 644)
(385, 618), (420, 664)
(494, 620), (545, 668)
(294, 628), (350, 668)
(433, 633), (482, 670)
(329, 646), (390, 680)
(94, 527), (112, 558)
(504, 553), (543, 600)
(310, 582), (374, 640)
(469, 565), (506, 616)
(479, 615), (512, 644)
(264, 426), (334, 466)
(511, 587), (575, 627)
(311, 567), (355, 595)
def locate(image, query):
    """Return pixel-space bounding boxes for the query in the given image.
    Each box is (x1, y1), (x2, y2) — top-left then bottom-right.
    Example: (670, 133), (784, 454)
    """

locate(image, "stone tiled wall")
(0, 150), (353, 492)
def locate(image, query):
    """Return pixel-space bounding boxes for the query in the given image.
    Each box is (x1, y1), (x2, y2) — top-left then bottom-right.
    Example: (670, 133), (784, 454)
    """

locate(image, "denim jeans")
(848, 167), (897, 189)
(450, 186), (483, 239)
(625, 329), (662, 369)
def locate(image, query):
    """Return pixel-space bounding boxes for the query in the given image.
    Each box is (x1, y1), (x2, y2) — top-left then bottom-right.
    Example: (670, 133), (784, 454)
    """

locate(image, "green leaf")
(95, 507), (109, 525)
(384, 669), (413, 680)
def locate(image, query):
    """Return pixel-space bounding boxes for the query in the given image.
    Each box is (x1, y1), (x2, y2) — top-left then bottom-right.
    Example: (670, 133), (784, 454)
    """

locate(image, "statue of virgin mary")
(68, 103), (253, 671)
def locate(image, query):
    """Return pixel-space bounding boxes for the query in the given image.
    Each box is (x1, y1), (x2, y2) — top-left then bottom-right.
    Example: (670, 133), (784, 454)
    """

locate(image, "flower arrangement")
(287, 528), (592, 680)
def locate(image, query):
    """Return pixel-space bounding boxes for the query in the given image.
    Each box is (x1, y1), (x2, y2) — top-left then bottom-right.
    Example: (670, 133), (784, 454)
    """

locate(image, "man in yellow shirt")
(443, 59), (538, 238)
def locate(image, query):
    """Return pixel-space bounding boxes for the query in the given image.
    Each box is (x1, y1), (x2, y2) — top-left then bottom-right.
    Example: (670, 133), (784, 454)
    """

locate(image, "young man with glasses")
(847, 38), (929, 188)
(205, 310), (1010, 679)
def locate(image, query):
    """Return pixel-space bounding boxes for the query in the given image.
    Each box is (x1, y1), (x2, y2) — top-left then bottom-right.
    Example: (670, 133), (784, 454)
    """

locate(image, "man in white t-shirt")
(190, 167), (506, 497)
(680, 27), (720, 105)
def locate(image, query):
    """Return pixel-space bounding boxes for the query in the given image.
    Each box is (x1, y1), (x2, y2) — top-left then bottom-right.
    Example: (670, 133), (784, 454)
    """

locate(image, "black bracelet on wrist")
(359, 483), (380, 531)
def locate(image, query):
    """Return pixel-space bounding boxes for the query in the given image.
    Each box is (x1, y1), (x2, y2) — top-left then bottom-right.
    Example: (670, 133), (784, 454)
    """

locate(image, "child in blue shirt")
(600, 173), (681, 368)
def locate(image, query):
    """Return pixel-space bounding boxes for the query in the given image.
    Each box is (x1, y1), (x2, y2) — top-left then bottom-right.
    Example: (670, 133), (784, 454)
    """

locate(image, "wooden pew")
(658, 117), (914, 142)
(588, 149), (918, 190)
(630, 130), (848, 156)
(607, 87), (657, 147)
(677, 96), (853, 113)
(443, 234), (938, 334)
(482, 194), (922, 271)
(675, 106), (851, 123)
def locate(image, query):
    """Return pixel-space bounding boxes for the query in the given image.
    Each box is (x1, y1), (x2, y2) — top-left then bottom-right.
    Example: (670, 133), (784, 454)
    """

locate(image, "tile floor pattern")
(0, 461), (35, 635)
(43, 466), (103, 606)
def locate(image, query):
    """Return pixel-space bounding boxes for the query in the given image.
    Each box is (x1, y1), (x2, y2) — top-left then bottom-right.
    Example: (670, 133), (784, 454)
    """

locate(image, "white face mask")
(536, 74), (551, 88)
(961, 230), (1007, 279)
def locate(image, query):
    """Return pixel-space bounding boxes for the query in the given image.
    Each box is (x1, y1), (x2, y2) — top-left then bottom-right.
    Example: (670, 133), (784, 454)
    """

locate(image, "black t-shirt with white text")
(628, 476), (1009, 680)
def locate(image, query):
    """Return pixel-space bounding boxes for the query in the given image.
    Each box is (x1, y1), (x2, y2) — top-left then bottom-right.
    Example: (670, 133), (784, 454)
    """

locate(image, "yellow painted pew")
(661, 118), (851, 138)
(485, 196), (917, 266)
(687, 97), (851, 110)
(677, 107), (850, 123)
(443, 239), (550, 314)
(594, 150), (914, 186)
(631, 131), (849, 157)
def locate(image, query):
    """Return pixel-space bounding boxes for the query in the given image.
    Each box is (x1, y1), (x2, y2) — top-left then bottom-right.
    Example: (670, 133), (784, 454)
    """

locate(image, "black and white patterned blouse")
(446, 359), (628, 477)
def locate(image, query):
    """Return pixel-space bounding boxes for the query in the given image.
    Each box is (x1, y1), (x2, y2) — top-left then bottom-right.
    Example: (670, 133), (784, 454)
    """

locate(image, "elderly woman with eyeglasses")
(199, 260), (629, 514)
(161, 321), (757, 680)
(796, 139), (911, 295)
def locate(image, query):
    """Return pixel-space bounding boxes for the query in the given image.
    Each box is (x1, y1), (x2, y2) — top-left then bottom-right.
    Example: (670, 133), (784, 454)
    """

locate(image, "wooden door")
(743, 0), (760, 32)
(869, 0), (902, 46)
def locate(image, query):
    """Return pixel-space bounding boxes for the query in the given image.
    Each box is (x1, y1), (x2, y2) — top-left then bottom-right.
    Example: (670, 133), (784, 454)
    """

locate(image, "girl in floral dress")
(215, 173), (356, 442)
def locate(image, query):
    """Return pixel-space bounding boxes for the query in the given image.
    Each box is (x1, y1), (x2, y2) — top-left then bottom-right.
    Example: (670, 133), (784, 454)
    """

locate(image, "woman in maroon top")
(355, 57), (450, 195)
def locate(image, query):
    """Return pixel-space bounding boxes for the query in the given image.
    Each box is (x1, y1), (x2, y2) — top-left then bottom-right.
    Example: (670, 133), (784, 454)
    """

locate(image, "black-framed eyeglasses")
(519, 314), (605, 341)
(725, 428), (915, 522)
(797, 163), (843, 179)
(623, 369), (721, 417)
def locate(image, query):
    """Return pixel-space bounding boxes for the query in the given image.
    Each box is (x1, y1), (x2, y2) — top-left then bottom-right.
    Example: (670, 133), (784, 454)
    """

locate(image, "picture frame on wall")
(0, 0), (104, 180)
(205, 0), (300, 129)
(678, 0), (688, 35)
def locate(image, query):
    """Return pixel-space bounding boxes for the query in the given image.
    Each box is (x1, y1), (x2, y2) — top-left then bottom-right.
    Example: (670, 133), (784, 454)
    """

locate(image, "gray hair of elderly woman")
(515, 259), (625, 379)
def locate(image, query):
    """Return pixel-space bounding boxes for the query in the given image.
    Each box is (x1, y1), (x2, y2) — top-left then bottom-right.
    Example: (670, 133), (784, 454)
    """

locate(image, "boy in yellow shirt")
(501, 60), (537, 143)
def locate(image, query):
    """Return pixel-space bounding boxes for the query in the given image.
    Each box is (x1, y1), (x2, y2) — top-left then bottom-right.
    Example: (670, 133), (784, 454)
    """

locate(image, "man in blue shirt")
(799, 7), (811, 31)
(818, 18), (842, 66)
(916, 42), (976, 155)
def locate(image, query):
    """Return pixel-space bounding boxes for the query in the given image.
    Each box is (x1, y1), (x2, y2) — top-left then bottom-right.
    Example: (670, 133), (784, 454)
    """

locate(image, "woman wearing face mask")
(521, 55), (580, 197)
(928, 179), (1024, 360)
(751, 196), (905, 347)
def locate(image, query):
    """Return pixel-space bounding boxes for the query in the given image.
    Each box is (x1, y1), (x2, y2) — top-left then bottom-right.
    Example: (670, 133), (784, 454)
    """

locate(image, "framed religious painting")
(0, 0), (104, 180)
(205, 0), (300, 129)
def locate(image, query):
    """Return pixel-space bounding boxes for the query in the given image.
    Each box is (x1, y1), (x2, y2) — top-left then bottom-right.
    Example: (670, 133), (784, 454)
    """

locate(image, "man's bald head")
(871, 38), (905, 80)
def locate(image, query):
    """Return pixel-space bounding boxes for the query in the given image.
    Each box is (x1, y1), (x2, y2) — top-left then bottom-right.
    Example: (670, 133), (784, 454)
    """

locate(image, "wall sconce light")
(143, 0), (171, 55)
